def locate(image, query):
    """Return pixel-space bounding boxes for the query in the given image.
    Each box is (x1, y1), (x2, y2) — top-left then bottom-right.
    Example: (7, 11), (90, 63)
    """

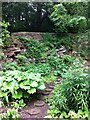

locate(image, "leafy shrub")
(0, 70), (45, 105)
(22, 63), (51, 76)
(50, 3), (87, 33)
(15, 54), (27, 64)
(71, 30), (89, 59)
(2, 61), (19, 72)
(46, 59), (89, 118)
(0, 108), (20, 120)
(42, 33), (59, 49)
(61, 55), (75, 64)
(68, 16), (87, 32)
(2, 60), (52, 76)
(17, 36), (47, 59)
(47, 55), (75, 76)
(0, 21), (10, 46)
(47, 56), (61, 69)
(50, 4), (70, 33)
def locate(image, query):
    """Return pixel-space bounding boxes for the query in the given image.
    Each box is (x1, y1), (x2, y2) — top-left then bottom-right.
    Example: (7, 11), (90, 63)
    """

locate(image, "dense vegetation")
(2, 2), (89, 32)
(0, 2), (90, 119)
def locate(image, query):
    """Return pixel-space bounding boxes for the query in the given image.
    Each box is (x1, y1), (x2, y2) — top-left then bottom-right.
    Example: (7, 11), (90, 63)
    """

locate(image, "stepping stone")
(55, 81), (61, 84)
(45, 88), (52, 92)
(26, 108), (40, 115)
(49, 85), (54, 89)
(34, 100), (45, 107)
(57, 79), (61, 82)
(42, 91), (49, 95)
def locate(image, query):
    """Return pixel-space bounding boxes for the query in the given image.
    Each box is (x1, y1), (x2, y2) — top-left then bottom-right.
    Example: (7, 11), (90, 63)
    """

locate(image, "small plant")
(0, 70), (45, 106)
(68, 16), (87, 32)
(2, 61), (19, 72)
(0, 21), (10, 46)
(15, 54), (27, 64)
(17, 36), (47, 59)
(0, 108), (20, 120)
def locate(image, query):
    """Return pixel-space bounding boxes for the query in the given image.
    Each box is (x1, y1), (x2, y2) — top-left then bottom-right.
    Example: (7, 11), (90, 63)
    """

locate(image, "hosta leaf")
(30, 81), (38, 87)
(20, 84), (30, 90)
(20, 80), (30, 86)
(0, 91), (7, 97)
(5, 77), (12, 82)
(2, 82), (11, 90)
(38, 83), (45, 90)
(12, 91), (22, 99)
(27, 88), (36, 94)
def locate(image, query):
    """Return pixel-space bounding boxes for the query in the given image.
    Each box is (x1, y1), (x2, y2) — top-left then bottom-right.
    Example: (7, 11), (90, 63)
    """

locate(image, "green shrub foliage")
(50, 3), (87, 33)
(0, 21), (10, 46)
(47, 58), (89, 118)
(0, 70), (45, 104)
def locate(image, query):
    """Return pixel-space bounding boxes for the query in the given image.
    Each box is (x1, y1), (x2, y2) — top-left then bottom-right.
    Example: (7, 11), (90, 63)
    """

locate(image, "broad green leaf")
(30, 81), (38, 87)
(27, 88), (36, 94)
(12, 91), (22, 99)
(20, 84), (30, 90)
(38, 83), (45, 90)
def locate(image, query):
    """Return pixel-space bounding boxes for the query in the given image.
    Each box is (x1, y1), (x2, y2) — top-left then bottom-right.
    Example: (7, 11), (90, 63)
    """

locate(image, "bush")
(46, 58), (89, 118)
(50, 4), (70, 33)
(0, 70), (45, 105)
(17, 36), (47, 59)
(50, 3), (87, 33)
(0, 108), (20, 119)
(68, 16), (87, 32)
(0, 21), (10, 46)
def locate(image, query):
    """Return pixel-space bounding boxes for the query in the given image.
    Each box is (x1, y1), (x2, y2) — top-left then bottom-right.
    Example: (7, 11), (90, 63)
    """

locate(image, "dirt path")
(19, 80), (60, 119)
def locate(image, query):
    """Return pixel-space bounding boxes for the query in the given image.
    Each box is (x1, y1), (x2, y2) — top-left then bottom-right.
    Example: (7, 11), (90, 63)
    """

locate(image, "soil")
(19, 81), (56, 119)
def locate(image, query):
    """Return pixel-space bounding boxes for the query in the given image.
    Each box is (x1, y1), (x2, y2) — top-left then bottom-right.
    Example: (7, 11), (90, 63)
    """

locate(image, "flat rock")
(49, 85), (54, 89)
(26, 108), (40, 115)
(34, 100), (45, 107)
(7, 52), (15, 58)
(55, 81), (61, 84)
(45, 88), (52, 92)
(0, 107), (7, 113)
(42, 91), (49, 95)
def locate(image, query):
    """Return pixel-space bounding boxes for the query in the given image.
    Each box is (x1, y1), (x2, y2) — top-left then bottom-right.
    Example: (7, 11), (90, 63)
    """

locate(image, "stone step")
(26, 108), (40, 115)
(34, 100), (45, 107)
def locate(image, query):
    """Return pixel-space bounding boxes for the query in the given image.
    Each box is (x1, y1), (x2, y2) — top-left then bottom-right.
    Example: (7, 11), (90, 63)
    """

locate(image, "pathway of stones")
(19, 79), (61, 119)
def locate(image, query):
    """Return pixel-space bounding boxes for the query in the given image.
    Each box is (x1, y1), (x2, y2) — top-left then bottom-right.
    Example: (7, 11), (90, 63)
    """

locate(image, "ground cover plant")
(46, 58), (89, 118)
(0, 70), (45, 108)
(16, 36), (48, 60)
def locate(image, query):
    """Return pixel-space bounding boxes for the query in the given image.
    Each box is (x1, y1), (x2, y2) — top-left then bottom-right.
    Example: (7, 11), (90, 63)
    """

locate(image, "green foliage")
(47, 55), (75, 76)
(46, 58), (89, 118)
(71, 30), (89, 59)
(24, 63), (51, 76)
(47, 56), (61, 69)
(0, 70), (45, 105)
(0, 108), (20, 120)
(17, 36), (47, 59)
(0, 52), (4, 61)
(63, 2), (88, 18)
(50, 4), (70, 33)
(0, 21), (10, 46)
(42, 73), (56, 83)
(50, 3), (87, 33)
(2, 61), (19, 72)
(68, 16), (87, 32)
(15, 54), (27, 64)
